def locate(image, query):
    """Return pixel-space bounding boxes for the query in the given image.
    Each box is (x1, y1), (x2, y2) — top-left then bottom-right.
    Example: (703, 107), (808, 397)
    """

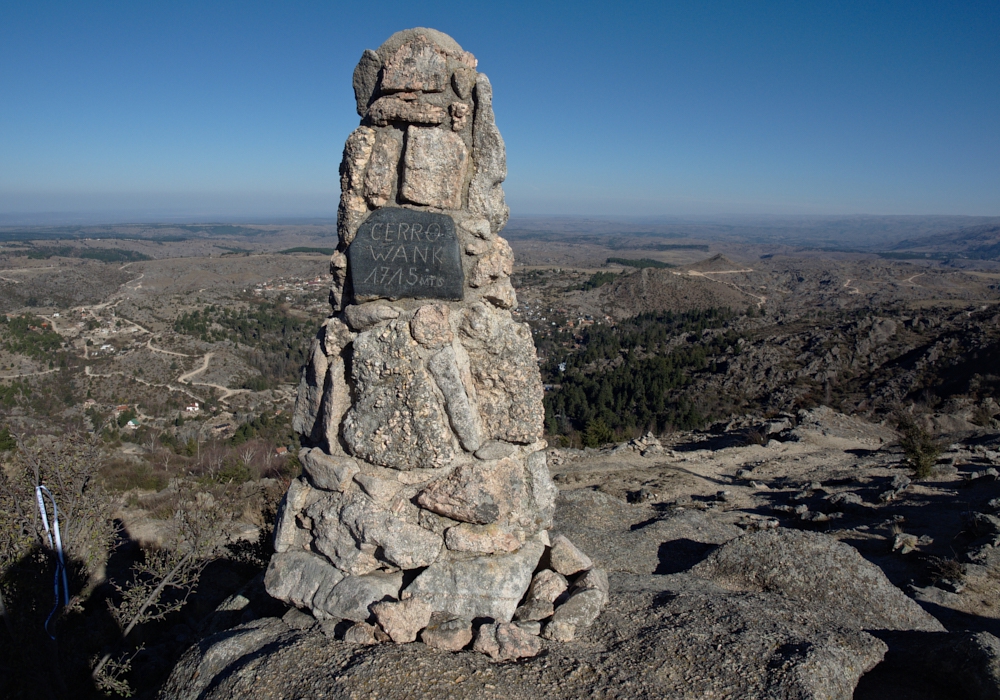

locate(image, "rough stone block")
(449, 101), (470, 131)
(549, 534), (594, 576)
(417, 457), (525, 525)
(403, 539), (544, 622)
(353, 472), (403, 504)
(368, 96), (446, 127)
(372, 597), (433, 643)
(316, 571), (403, 622)
(573, 567), (609, 603)
(316, 356), (350, 455)
(343, 303), (400, 332)
(459, 303), (544, 444)
(401, 126), (468, 209)
(381, 37), (448, 93)
(544, 588), (605, 642)
(301, 449), (359, 492)
(467, 74), (509, 235)
(340, 126), (376, 195)
(337, 191), (369, 247)
(526, 450), (557, 531)
(528, 569), (569, 604)
(427, 345), (481, 453)
(514, 620), (541, 636)
(420, 613), (473, 651)
(292, 337), (327, 438)
(352, 49), (381, 116)
(410, 304), (452, 348)
(451, 66), (476, 99)
(363, 129), (402, 208)
(342, 321), (455, 470)
(514, 599), (554, 622)
(444, 523), (523, 554)
(469, 237), (513, 287)
(473, 440), (516, 461)
(343, 621), (379, 645)
(273, 477), (313, 553)
(329, 488), (443, 571)
(474, 622), (542, 661)
(479, 279), (517, 309)
(264, 550), (345, 611)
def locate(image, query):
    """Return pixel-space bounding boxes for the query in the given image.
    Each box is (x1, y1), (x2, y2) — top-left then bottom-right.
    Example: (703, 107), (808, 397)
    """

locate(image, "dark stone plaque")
(349, 208), (464, 302)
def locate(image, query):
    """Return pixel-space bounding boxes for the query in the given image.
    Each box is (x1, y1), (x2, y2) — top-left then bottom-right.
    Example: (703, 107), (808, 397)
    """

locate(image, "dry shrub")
(896, 413), (943, 479)
(99, 456), (170, 493)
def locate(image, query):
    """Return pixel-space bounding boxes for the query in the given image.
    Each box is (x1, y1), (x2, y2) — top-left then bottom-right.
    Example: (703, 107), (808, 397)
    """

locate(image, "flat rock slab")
(552, 489), (744, 575)
(404, 540), (544, 622)
(690, 528), (946, 632)
(349, 208), (464, 302)
(161, 572), (888, 700)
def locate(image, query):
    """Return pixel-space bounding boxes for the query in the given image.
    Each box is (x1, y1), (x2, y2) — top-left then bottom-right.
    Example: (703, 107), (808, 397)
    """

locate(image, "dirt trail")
(177, 353), (213, 383)
(177, 352), (248, 401)
(0, 265), (59, 285)
(146, 339), (191, 357)
(0, 367), (60, 380)
(84, 365), (205, 403)
(843, 279), (860, 294)
(69, 288), (241, 400)
(903, 272), (926, 286)
(684, 268), (767, 307)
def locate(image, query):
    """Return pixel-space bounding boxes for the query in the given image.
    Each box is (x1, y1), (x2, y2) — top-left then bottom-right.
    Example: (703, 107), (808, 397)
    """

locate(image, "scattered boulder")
(690, 528), (945, 632)
(373, 598), (433, 643)
(420, 613), (473, 651)
(473, 622), (542, 661)
(548, 534), (593, 576)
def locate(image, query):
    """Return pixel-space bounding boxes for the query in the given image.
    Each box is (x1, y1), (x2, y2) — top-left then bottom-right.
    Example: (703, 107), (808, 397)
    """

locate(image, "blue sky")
(1, 0), (998, 221)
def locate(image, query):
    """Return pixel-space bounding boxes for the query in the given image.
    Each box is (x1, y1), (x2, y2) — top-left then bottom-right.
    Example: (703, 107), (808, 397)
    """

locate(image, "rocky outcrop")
(160, 567), (901, 700)
(690, 528), (945, 632)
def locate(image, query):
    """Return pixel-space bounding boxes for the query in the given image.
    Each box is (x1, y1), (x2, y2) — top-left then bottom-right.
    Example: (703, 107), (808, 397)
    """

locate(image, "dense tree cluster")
(229, 410), (292, 447)
(579, 271), (618, 290)
(0, 380), (30, 409)
(543, 308), (742, 441)
(1, 314), (63, 359)
(6, 246), (151, 262)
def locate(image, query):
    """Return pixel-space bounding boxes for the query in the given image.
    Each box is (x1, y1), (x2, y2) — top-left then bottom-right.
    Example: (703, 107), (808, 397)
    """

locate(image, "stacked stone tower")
(264, 28), (606, 659)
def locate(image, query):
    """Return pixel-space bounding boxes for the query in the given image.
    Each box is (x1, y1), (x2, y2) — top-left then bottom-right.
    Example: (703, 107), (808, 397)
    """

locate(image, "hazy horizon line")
(2, 211), (999, 228)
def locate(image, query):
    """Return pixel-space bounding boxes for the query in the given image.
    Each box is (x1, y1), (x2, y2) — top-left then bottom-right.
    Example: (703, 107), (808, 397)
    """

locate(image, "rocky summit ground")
(159, 407), (1000, 700)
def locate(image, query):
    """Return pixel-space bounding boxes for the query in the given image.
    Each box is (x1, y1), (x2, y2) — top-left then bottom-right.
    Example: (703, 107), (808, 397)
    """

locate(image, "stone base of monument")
(265, 443), (608, 659)
(262, 27), (606, 659)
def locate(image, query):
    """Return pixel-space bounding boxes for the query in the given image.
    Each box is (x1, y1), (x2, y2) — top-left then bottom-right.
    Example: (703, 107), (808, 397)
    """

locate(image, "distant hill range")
(505, 215), (1000, 252)
(884, 223), (1000, 261)
(3, 215), (1000, 260)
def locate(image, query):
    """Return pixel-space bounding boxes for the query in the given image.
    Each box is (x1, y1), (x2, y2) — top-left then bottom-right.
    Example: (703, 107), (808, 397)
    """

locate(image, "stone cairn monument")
(264, 28), (607, 660)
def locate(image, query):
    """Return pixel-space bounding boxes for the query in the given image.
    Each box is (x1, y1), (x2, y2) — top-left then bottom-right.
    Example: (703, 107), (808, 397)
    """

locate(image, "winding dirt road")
(84, 365), (205, 403)
(684, 268), (767, 307)
(176, 352), (248, 401)
(2, 267), (250, 406)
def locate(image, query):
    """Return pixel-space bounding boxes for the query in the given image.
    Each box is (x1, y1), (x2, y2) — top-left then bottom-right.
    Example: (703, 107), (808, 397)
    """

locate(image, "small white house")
(185, 402), (200, 412)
